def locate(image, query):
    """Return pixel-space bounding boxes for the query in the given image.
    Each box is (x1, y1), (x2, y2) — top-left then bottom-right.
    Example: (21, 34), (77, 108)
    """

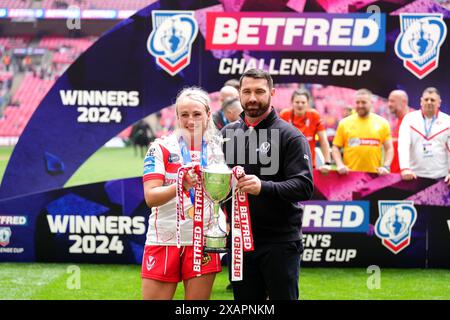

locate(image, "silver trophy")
(202, 135), (232, 253)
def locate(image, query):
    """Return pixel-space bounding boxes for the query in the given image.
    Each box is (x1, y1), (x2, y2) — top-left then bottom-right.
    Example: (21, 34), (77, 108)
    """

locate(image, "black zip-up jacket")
(221, 107), (314, 243)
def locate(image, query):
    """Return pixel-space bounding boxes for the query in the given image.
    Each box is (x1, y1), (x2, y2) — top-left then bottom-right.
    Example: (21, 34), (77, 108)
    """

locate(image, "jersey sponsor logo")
(348, 138), (380, 147)
(395, 14), (447, 79)
(168, 153), (180, 163)
(146, 255), (156, 271)
(0, 227), (12, 247)
(375, 201), (417, 254)
(147, 10), (198, 76)
(143, 155), (156, 175)
(146, 146), (156, 158)
(302, 201), (370, 233)
(206, 12), (385, 52)
(144, 147), (159, 175)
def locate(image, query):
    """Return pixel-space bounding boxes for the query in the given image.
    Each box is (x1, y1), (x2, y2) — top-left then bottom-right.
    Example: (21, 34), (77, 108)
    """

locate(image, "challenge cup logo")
(0, 227), (12, 247)
(375, 201), (417, 254)
(147, 11), (198, 76)
(395, 14), (447, 79)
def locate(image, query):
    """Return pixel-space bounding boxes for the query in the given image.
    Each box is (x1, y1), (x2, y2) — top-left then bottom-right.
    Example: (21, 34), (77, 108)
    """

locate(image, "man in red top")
(387, 90), (413, 173)
(280, 89), (332, 173)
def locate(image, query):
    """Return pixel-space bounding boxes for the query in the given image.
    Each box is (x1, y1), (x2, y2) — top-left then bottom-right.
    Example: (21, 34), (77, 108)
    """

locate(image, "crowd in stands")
(0, 0), (155, 10)
(0, 35), (97, 134)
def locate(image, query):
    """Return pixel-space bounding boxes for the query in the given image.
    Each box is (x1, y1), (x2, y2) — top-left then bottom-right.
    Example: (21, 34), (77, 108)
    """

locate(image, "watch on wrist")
(383, 165), (391, 172)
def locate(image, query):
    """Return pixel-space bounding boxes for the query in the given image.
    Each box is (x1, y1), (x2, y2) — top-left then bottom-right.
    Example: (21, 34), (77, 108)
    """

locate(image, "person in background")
(332, 88), (393, 175)
(213, 85), (239, 130)
(130, 120), (154, 158)
(342, 105), (354, 118)
(398, 87), (450, 185)
(221, 97), (243, 124)
(280, 89), (332, 173)
(387, 90), (413, 174)
(224, 78), (240, 91)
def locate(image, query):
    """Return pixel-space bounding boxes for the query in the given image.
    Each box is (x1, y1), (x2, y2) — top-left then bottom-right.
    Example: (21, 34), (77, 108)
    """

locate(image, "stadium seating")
(0, 0), (31, 9)
(40, 36), (97, 66)
(0, 36), (32, 50)
(0, 0), (157, 10)
(39, 36), (95, 52)
(0, 74), (54, 137)
(391, 0), (450, 15)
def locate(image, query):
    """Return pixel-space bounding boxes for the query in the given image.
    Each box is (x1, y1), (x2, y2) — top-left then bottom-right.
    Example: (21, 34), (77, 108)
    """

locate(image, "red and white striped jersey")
(143, 133), (226, 246)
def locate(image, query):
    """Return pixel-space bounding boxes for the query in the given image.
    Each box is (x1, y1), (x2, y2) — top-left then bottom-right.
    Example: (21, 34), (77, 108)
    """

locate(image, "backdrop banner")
(1, 172), (448, 268)
(0, 2), (449, 200)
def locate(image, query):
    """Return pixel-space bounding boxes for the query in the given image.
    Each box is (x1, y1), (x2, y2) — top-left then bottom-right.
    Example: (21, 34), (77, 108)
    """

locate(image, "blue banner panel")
(0, 178), (146, 263)
(1, 172), (448, 268)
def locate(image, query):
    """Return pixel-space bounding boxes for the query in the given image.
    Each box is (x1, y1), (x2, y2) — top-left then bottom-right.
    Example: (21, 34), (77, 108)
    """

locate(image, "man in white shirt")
(398, 87), (450, 185)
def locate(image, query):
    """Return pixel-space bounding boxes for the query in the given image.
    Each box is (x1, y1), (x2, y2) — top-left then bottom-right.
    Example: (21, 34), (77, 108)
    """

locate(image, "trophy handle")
(221, 188), (239, 204)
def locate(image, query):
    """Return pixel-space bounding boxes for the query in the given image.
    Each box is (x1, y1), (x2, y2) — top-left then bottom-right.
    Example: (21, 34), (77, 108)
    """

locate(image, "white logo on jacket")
(258, 142), (271, 154)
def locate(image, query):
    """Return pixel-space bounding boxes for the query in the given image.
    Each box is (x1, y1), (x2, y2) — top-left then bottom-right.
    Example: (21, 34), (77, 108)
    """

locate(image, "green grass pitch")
(1, 263), (449, 300)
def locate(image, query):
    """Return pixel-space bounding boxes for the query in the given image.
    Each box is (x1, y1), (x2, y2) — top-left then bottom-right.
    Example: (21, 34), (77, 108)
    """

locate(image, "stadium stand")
(391, 0), (450, 16)
(0, 74), (54, 136)
(0, 0), (155, 10)
(0, 0), (31, 9)
(0, 34), (98, 138)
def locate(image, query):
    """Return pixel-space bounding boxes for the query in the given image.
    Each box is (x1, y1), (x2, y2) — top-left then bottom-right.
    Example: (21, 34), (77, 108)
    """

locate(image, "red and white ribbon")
(176, 163), (204, 275)
(176, 166), (188, 249)
(192, 169), (204, 275)
(231, 166), (254, 281)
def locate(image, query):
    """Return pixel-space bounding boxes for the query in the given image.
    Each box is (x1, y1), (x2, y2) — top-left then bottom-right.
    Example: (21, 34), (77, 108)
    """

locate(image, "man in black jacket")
(221, 69), (314, 300)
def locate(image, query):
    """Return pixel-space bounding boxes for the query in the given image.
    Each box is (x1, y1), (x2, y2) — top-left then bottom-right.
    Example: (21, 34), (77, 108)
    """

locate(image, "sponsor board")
(147, 10), (198, 76)
(375, 201), (417, 254)
(302, 201), (370, 233)
(395, 13), (447, 79)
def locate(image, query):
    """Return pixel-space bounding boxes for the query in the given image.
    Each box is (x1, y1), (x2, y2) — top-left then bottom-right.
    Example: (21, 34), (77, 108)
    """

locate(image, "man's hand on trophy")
(183, 169), (198, 191)
(236, 175), (261, 195)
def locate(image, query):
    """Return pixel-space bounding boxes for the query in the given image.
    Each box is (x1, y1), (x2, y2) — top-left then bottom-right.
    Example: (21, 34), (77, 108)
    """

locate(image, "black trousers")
(230, 240), (303, 300)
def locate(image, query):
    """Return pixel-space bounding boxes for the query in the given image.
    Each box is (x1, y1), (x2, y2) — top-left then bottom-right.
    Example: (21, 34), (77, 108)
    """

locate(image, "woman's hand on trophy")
(236, 175), (261, 195)
(183, 169), (198, 191)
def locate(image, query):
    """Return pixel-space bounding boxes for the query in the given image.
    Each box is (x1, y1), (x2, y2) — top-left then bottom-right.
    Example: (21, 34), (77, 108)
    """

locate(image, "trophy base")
(204, 235), (227, 253)
(204, 246), (228, 253)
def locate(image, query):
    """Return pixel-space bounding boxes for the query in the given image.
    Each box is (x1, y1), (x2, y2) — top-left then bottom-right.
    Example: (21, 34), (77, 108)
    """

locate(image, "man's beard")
(356, 108), (369, 118)
(242, 99), (271, 118)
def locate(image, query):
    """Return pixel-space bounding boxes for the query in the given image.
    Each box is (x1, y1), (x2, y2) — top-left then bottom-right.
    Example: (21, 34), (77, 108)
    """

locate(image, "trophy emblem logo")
(375, 201), (417, 254)
(0, 227), (12, 247)
(147, 10), (198, 76)
(395, 13), (447, 79)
